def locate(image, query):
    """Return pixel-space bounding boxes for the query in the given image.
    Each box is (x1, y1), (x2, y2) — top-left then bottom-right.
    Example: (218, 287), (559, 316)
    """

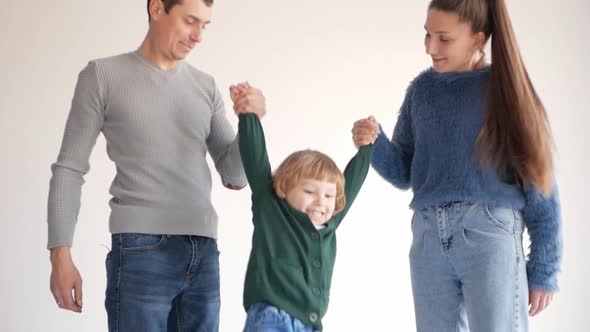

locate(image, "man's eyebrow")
(187, 15), (211, 24)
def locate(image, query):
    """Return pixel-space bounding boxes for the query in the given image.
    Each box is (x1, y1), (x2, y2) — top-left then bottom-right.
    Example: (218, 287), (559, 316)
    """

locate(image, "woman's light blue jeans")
(410, 202), (528, 332)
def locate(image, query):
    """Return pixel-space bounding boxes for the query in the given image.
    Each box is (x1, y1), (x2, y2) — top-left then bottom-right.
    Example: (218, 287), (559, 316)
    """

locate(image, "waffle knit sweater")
(47, 50), (246, 248)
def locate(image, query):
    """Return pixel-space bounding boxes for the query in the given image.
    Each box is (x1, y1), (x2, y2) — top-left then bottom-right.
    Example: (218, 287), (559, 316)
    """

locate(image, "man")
(48, 0), (265, 330)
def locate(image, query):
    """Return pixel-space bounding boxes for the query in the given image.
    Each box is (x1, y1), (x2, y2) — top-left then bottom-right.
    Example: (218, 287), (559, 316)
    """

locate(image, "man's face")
(151, 0), (212, 61)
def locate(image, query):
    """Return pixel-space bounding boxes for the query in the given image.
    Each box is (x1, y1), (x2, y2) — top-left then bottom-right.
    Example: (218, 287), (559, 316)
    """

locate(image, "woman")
(353, 0), (562, 330)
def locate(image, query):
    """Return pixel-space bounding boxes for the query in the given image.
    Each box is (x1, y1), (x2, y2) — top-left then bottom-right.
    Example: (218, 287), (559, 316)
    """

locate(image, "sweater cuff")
(47, 222), (76, 249)
(527, 261), (560, 292)
(222, 174), (248, 188)
(372, 131), (390, 161)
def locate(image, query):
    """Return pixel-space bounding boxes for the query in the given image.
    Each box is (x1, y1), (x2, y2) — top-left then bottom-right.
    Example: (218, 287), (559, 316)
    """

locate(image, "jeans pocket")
(411, 208), (429, 234)
(120, 233), (168, 251)
(255, 304), (286, 326)
(483, 204), (515, 234)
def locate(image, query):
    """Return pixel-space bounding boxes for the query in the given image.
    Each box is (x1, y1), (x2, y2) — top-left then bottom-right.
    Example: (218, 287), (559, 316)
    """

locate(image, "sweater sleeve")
(333, 144), (374, 226)
(522, 184), (563, 292)
(371, 86), (414, 190)
(47, 62), (105, 249)
(206, 79), (247, 187)
(238, 113), (273, 195)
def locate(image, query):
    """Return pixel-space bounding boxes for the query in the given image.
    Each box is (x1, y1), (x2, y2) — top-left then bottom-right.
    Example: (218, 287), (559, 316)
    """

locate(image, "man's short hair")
(147, 0), (214, 21)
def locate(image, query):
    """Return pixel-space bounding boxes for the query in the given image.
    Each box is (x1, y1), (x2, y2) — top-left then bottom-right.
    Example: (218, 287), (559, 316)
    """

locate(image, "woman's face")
(424, 8), (485, 73)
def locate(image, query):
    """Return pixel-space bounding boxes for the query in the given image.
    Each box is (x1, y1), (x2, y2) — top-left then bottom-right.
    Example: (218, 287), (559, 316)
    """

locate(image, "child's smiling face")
(284, 178), (337, 225)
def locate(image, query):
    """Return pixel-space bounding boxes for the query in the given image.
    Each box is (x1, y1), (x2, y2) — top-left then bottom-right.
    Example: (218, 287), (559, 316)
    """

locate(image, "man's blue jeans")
(105, 233), (220, 332)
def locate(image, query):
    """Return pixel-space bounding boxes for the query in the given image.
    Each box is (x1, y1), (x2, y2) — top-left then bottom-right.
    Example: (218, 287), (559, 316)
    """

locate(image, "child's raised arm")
(332, 135), (375, 226)
(237, 113), (273, 194)
(231, 83), (272, 194)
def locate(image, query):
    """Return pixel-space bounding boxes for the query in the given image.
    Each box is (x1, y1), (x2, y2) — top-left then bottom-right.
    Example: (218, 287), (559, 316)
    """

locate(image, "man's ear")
(148, 0), (164, 21)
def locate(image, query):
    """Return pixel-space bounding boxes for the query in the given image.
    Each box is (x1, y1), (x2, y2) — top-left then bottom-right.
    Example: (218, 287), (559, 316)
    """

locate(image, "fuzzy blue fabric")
(372, 66), (562, 291)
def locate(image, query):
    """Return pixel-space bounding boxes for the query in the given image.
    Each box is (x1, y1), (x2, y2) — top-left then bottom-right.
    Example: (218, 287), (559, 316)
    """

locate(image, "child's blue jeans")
(243, 303), (318, 332)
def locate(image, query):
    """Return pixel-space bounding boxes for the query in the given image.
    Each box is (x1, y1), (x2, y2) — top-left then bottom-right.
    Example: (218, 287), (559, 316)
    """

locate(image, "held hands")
(227, 84), (556, 317)
(229, 82), (266, 119)
(529, 289), (554, 316)
(352, 116), (380, 147)
(49, 246), (83, 313)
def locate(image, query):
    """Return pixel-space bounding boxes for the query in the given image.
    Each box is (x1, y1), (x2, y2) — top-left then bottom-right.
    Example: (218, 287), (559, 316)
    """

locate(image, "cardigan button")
(311, 232), (320, 240)
(309, 312), (318, 322)
(312, 287), (321, 296)
(312, 259), (321, 268)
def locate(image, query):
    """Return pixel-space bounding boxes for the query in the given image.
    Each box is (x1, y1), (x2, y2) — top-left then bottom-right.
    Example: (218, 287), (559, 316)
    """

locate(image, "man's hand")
(50, 246), (83, 313)
(352, 116), (380, 147)
(229, 82), (266, 119)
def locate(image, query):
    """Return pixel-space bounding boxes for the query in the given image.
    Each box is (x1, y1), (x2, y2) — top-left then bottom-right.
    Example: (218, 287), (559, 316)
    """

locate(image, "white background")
(1, 0), (588, 331)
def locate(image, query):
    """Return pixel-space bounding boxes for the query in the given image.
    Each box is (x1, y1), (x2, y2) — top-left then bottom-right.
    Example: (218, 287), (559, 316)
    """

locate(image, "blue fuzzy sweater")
(372, 66), (562, 292)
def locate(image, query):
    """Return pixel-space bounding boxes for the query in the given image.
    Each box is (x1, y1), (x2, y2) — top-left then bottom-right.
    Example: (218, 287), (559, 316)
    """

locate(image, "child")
(231, 83), (377, 331)
(352, 1), (562, 331)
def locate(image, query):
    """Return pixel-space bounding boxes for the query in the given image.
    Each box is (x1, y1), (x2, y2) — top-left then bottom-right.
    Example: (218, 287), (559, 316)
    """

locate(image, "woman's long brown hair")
(429, 0), (553, 195)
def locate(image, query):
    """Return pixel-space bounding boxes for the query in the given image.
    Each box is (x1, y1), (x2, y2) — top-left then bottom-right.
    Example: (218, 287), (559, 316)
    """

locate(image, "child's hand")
(352, 116), (380, 147)
(529, 289), (554, 316)
(229, 82), (267, 119)
(229, 82), (248, 104)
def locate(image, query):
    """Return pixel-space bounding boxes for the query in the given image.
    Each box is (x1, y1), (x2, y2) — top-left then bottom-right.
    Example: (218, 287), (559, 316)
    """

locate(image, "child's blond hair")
(273, 150), (346, 214)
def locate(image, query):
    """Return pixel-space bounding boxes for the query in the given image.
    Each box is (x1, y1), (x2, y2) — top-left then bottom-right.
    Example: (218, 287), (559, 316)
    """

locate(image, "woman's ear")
(473, 31), (486, 51)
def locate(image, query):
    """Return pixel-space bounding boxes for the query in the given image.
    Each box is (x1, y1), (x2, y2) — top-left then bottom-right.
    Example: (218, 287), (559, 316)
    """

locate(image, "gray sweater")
(47, 51), (246, 249)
